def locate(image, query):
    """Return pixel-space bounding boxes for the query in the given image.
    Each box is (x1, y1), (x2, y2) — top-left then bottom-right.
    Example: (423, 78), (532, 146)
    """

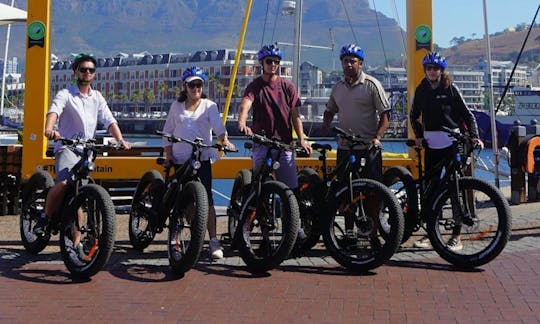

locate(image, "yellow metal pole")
(406, 0), (432, 176)
(406, 0), (432, 139)
(221, 0), (253, 124)
(21, 0), (51, 180)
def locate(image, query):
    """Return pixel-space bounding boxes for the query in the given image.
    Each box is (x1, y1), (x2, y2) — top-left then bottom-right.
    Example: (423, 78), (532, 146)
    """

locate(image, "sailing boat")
(0, 2), (26, 131)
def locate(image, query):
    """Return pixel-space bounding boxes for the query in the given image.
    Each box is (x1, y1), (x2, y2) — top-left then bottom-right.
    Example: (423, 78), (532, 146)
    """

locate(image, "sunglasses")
(187, 81), (203, 89)
(79, 67), (96, 74)
(425, 65), (441, 71)
(265, 58), (280, 65)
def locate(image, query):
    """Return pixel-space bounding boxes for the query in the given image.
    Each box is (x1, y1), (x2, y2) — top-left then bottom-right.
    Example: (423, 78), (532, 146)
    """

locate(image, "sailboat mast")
(292, 0), (302, 87)
(482, 0), (500, 188)
(1, 0), (16, 116)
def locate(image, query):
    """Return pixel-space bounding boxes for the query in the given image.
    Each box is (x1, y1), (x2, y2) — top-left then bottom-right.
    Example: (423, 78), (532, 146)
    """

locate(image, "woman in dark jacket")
(409, 52), (484, 251)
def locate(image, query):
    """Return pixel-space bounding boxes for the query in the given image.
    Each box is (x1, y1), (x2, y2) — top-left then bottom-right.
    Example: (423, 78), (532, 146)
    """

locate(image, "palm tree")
(131, 90), (143, 114)
(143, 88), (155, 113)
(216, 82), (225, 110)
(232, 83), (243, 116)
(158, 82), (167, 112)
(208, 73), (219, 101)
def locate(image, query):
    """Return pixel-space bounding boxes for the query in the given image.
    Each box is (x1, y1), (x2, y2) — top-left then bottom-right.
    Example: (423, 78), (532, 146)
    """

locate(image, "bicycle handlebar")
(332, 126), (381, 151)
(247, 132), (293, 152)
(156, 130), (238, 153)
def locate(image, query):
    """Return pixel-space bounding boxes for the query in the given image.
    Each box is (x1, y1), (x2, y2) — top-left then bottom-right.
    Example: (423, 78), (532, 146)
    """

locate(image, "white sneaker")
(446, 238), (463, 251)
(413, 237), (431, 248)
(209, 237), (224, 259)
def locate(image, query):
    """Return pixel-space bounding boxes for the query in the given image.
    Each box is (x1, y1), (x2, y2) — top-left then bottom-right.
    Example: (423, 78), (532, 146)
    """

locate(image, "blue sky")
(372, 0), (540, 48)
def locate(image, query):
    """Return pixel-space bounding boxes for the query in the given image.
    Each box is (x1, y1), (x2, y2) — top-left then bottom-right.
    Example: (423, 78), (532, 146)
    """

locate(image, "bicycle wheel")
(235, 180), (300, 273)
(20, 170), (54, 254)
(168, 181), (209, 275)
(60, 184), (116, 278)
(296, 167), (323, 251)
(321, 178), (404, 272)
(426, 177), (512, 268)
(382, 166), (419, 243)
(129, 170), (164, 250)
(227, 169), (251, 240)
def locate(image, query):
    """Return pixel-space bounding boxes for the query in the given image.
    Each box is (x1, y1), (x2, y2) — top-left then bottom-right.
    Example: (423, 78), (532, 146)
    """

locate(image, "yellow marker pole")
(406, 0), (432, 177)
(221, 0), (253, 124)
(21, 0), (51, 180)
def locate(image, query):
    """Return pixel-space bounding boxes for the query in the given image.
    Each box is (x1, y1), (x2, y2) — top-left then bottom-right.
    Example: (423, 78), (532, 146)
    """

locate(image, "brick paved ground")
(1, 201), (540, 323)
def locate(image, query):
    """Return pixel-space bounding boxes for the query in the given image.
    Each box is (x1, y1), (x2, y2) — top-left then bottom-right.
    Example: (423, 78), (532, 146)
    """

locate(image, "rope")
(260, 0), (271, 46)
(495, 4), (540, 113)
(340, 0), (358, 43)
(270, 0), (281, 45)
(390, 0), (407, 62)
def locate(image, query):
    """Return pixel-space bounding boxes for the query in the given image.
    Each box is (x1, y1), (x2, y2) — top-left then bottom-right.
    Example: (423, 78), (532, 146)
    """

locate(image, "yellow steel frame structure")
(22, 0), (431, 181)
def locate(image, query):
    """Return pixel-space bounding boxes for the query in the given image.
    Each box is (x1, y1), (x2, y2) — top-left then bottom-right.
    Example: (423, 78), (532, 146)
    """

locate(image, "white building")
(50, 49), (294, 115)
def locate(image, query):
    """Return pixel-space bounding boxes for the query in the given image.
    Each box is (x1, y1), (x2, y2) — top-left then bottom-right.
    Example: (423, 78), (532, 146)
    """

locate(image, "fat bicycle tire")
(168, 181), (209, 275)
(426, 177), (511, 268)
(20, 170), (54, 254)
(60, 184), (116, 278)
(129, 170), (165, 250)
(296, 167), (323, 251)
(235, 180), (300, 273)
(227, 169), (251, 242)
(321, 178), (404, 272)
(382, 166), (419, 243)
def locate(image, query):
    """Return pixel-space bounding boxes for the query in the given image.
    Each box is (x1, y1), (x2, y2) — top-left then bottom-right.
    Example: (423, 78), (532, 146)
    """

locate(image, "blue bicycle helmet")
(422, 52), (447, 69)
(257, 44), (283, 61)
(182, 66), (208, 83)
(339, 44), (365, 60)
(71, 53), (97, 72)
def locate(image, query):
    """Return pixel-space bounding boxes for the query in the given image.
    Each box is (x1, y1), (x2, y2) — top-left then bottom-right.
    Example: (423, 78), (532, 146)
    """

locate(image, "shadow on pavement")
(0, 247), (91, 284)
(386, 259), (484, 272)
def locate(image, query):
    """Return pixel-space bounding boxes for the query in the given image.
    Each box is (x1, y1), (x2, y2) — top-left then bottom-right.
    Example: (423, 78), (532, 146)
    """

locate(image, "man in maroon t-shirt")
(237, 44), (311, 189)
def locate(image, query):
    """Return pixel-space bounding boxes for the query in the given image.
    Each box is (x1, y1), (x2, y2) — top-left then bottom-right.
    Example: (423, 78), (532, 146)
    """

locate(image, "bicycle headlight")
(272, 161), (281, 170)
(192, 160), (202, 170)
(87, 161), (95, 171)
(360, 157), (366, 167)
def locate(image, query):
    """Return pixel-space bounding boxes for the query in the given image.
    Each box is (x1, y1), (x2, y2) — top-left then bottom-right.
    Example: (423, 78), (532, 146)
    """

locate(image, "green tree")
(143, 88), (155, 113)
(131, 90), (143, 113)
(157, 82), (167, 112)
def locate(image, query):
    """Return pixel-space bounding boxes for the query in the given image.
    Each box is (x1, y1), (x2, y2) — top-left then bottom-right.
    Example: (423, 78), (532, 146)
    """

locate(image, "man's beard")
(77, 78), (91, 86)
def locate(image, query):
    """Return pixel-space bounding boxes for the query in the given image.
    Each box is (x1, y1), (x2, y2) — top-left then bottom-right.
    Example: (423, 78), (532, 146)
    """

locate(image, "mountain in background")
(2, 0), (539, 71)
(3, 0), (405, 71)
(441, 27), (540, 67)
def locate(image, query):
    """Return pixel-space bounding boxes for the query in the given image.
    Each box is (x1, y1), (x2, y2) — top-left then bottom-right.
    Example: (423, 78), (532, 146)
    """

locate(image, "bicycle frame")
(156, 130), (235, 221)
(48, 137), (116, 231)
(407, 129), (478, 225)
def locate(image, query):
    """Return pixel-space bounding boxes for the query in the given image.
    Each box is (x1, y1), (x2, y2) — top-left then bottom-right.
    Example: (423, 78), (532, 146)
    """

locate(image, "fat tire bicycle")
(227, 132), (301, 273)
(129, 130), (234, 275)
(298, 127), (404, 272)
(20, 137), (118, 278)
(383, 127), (512, 268)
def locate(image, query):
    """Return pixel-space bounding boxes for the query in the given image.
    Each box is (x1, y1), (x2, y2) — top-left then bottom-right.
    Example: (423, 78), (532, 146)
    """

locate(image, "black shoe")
(33, 216), (49, 237)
